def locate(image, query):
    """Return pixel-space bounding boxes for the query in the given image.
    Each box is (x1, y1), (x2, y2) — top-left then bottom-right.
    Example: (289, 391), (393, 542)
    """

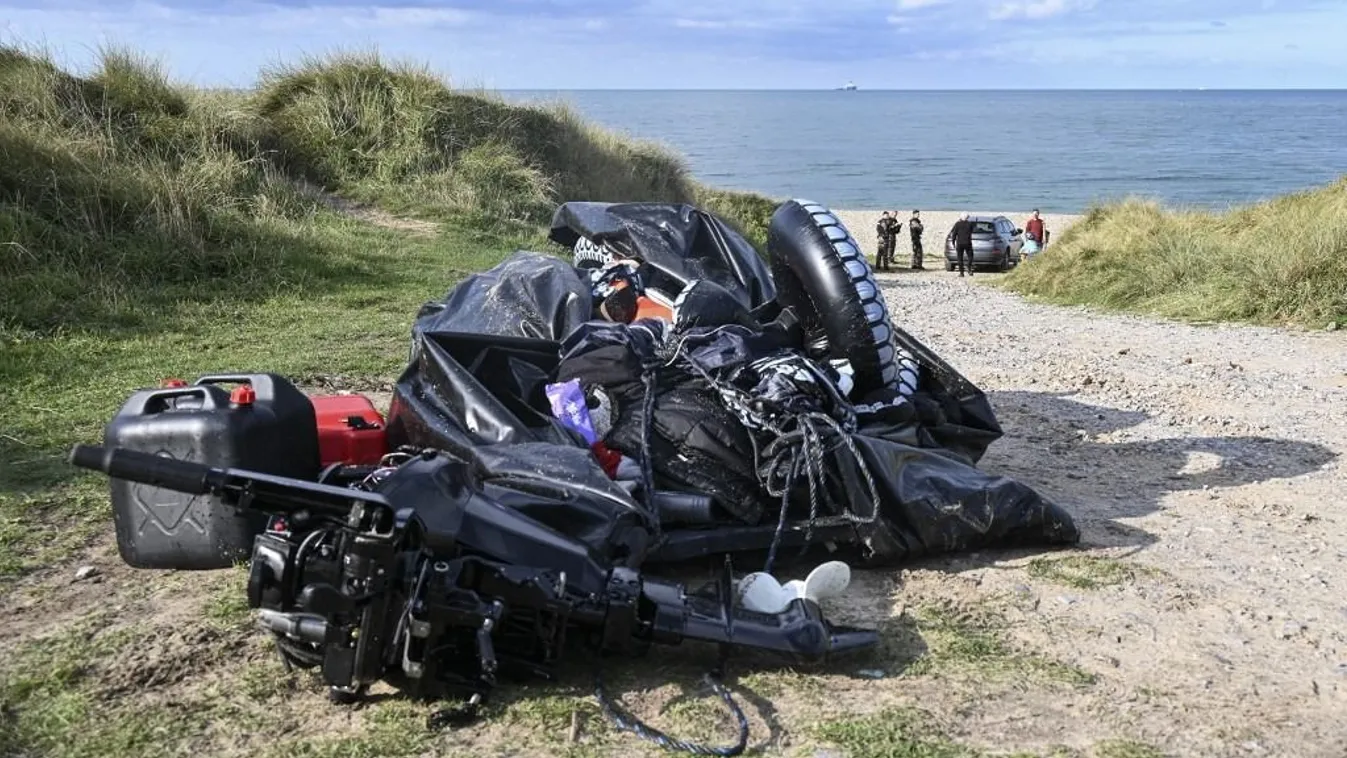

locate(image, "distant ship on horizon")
(838, 81), (858, 91)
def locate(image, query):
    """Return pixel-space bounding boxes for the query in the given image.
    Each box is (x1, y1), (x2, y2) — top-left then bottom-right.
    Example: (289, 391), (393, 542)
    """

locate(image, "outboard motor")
(69, 444), (878, 712)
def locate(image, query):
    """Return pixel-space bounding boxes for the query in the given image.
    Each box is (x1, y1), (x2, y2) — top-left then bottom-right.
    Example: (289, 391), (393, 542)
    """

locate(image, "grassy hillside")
(1002, 180), (1347, 328)
(0, 45), (778, 578)
(0, 47), (777, 336)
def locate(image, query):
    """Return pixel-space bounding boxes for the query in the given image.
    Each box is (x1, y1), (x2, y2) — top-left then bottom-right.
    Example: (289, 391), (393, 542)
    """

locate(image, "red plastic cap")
(162, 378), (188, 388)
(230, 385), (257, 406)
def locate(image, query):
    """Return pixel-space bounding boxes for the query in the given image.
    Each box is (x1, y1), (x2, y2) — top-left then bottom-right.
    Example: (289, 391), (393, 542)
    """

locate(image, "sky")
(2, 0), (1345, 89)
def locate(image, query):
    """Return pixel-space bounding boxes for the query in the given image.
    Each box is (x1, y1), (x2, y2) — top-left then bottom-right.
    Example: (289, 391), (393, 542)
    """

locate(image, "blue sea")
(501, 90), (1347, 213)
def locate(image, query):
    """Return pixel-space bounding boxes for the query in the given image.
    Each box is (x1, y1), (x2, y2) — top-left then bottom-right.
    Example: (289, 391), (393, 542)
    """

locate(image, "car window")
(971, 221), (996, 234)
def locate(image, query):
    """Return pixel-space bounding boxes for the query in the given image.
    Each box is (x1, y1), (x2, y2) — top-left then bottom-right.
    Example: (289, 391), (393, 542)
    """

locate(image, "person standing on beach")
(1025, 209), (1048, 248)
(950, 212), (975, 277)
(875, 211), (897, 271)
(908, 210), (925, 269)
(887, 210), (903, 271)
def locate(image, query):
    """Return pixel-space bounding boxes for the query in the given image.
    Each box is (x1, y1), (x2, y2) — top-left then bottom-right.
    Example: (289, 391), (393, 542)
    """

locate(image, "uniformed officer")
(875, 211), (899, 271)
(872, 212), (894, 271)
(908, 210), (925, 270)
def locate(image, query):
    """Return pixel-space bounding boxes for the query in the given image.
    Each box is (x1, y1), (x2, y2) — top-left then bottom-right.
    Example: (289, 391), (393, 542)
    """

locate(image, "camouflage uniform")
(908, 214), (925, 269)
(875, 215), (898, 270)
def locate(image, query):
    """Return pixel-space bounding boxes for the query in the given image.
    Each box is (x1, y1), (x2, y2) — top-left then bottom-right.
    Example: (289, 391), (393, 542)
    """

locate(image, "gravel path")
(865, 264), (1347, 757)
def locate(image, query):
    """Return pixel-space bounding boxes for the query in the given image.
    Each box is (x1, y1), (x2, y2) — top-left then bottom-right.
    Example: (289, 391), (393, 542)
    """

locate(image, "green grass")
(1002, 181), (1347, 328)
(0, 614), (172, 758)
(251, 53), (700, 225)
(1025, 555), (1142, 590)
(1091, 741), (1166, 758)
(268, 702), (436, 758)
(813, 707), (1148, 758)
(695, 185), (780, 252)
(813, 707), (986, 758)
(0, 44), (775, 337)
(0, 214), (516, 581)
(897, 601), (1097, 687)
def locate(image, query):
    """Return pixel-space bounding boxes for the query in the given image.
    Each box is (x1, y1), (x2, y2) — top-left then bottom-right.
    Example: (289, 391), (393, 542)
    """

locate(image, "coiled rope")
(654, 330), (885, 574)
(594, 668), (750, 757)
(581, 321), (886, 755)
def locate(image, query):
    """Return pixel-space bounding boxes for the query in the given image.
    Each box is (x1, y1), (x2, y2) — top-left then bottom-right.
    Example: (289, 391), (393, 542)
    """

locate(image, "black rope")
(762, 454), (801, 576)
(643, 330), (887, 575)
(638, 364), (663, 541)
(594, 666), (749, 756)
(653, 336), (886, 574)
(427, 694), (485, 731)
(272, 634), (323, 670)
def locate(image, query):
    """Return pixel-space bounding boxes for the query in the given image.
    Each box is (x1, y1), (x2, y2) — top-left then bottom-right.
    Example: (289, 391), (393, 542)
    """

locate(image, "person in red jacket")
(1025, 209), (1048, 248)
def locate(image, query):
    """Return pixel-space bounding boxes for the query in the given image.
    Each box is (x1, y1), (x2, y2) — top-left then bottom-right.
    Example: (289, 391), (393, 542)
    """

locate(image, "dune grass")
(251, 53), (701, 226)
(0, 45), (776, 335)
(1002, 181), (1347, 329)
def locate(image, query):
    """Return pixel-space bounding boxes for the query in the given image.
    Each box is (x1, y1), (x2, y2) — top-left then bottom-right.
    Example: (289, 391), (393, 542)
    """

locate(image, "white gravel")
(846, 257), (1347, 757)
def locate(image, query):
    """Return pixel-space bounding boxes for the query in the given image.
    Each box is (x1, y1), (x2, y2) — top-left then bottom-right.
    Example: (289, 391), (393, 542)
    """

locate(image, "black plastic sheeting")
(386, 205), (1079, 569)
(548, 201), (776, 311)
(411, 252), (592, 342)
(384, 326), (656, 567)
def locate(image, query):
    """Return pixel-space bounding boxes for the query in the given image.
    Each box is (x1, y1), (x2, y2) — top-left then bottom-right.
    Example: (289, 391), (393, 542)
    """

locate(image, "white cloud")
(73, 3), (478, 32)
(672, 17), (770, 30)
(989, 0), (1095, 21)
(367, 7), (473, 28)
(674, 18), (726, 29)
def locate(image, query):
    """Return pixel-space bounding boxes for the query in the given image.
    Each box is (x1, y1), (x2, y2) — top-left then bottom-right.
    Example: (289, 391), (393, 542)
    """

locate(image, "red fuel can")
(310, 394), (389, 466)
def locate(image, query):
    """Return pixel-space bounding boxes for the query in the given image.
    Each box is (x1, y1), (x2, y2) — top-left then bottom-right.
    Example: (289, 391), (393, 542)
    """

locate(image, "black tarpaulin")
(385, 204), (1079, 569)
(385, 330), (659, 562)
(386, 329), (577, 453)
(548, 201), (777, 310)
(546, 319), (1080, 564)
(412, 251), (593, 342)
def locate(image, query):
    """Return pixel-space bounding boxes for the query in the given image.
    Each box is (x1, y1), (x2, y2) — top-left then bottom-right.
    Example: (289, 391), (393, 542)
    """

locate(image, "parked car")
(943, 215), (1023, 272)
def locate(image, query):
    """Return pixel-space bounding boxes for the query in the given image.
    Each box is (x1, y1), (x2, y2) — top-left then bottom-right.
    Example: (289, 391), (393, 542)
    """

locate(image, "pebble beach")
(832, 209), (1084, 266)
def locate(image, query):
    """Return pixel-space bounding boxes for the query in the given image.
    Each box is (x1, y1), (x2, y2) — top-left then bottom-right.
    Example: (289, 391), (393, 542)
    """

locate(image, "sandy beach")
(833, 209), (1084, 267)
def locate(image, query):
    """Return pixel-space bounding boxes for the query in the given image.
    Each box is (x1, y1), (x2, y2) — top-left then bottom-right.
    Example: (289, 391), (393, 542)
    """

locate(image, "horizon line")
(195, 85), (1347, 93)
(491, 86), (1346, 92)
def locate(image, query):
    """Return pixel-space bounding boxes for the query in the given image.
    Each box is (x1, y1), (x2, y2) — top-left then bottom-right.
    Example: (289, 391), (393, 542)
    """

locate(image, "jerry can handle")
(125, 387), (222, 416)
(194, 373), (284, 399)
(194, 374), (261, 387)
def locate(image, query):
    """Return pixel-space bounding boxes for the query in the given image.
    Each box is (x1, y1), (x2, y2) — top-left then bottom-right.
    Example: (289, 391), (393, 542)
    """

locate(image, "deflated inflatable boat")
(390, 198), (1079, 568)
(71, 198), (1079, 755)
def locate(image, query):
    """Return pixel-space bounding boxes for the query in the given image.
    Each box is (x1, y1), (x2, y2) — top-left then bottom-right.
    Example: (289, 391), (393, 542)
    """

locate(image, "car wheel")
(944, 258), (954, 272)
(999, 251), (1010, 272)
